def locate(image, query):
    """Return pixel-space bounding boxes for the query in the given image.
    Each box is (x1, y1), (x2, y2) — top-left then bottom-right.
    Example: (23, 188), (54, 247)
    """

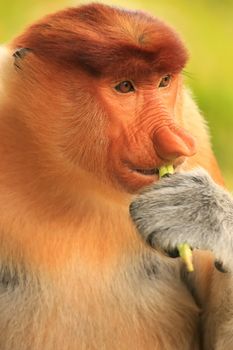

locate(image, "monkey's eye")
(115, 81), (135, 93)
(158, 75), (172, 88)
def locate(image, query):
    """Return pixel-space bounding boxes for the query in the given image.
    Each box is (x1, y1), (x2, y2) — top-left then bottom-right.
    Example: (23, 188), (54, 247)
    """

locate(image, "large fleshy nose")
(153, 123), (196, 160)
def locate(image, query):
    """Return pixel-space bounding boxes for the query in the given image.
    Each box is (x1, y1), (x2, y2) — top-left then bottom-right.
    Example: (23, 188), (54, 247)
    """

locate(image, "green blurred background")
(1, 0), (232, 188)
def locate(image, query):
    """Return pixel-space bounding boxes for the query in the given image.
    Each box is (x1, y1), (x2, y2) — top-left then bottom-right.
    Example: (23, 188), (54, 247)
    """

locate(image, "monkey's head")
(8, 3), (196, 194)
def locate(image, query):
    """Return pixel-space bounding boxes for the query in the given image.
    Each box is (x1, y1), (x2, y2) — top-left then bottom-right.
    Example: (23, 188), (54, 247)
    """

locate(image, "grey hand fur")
(130, 168), (233, 271)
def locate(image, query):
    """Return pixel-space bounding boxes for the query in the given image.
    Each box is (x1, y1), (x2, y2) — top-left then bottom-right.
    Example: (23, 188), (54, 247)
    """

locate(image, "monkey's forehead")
(11, 3), (188, 78)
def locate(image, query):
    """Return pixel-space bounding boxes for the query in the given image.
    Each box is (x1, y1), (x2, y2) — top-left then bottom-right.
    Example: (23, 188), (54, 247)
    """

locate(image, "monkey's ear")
(13, 47), (32, 70)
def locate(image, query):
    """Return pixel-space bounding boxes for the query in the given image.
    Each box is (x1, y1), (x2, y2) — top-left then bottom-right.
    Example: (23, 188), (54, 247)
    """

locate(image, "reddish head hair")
(12, 3), (188, 79)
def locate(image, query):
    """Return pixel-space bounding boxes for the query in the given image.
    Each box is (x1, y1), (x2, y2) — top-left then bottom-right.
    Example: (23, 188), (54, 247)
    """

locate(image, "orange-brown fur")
(0, 4), (225, 349)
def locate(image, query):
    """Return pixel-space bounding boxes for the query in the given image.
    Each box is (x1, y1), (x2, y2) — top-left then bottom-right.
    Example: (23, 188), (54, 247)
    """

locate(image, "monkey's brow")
(12, 17), (187, 77)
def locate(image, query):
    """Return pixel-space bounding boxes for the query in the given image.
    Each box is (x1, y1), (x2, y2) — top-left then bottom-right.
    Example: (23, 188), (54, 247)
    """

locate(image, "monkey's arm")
(130, 168), (233, 272)
(130, 169), (233, 347)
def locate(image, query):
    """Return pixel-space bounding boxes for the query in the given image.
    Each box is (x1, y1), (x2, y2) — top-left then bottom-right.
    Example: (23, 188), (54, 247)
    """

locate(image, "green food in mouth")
(158, 165), (174, 178)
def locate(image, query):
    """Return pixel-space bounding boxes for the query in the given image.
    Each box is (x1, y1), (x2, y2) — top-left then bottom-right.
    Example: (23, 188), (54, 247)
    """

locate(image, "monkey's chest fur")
(0, 252), (201, 350)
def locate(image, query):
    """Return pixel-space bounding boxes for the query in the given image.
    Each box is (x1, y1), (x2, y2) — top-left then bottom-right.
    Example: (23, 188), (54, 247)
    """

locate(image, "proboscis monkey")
(0, 3), (229, 350)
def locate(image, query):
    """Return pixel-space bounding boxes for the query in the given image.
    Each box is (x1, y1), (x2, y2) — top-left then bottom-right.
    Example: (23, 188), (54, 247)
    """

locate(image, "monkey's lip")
(124, 160), (160, 177)
(119, 163), (178, 192)
(129, 157), (185, 178)
(133, 168), (159, 176)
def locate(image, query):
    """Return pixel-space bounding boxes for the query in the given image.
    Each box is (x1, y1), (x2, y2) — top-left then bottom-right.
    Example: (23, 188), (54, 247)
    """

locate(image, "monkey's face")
(10, 3), (197, 194)
(96, 73), (196, 192)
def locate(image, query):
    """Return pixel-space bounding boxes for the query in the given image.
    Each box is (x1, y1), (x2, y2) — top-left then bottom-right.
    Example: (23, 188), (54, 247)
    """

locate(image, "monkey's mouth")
(134, 168), (159, 176)
(121, 160), (182, 191)
(130, 158), (185, 178)
(120, 163), (178, 192)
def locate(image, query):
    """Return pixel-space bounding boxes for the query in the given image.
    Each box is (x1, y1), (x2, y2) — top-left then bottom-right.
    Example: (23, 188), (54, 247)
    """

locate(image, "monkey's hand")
(130, 168), (233, 271)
